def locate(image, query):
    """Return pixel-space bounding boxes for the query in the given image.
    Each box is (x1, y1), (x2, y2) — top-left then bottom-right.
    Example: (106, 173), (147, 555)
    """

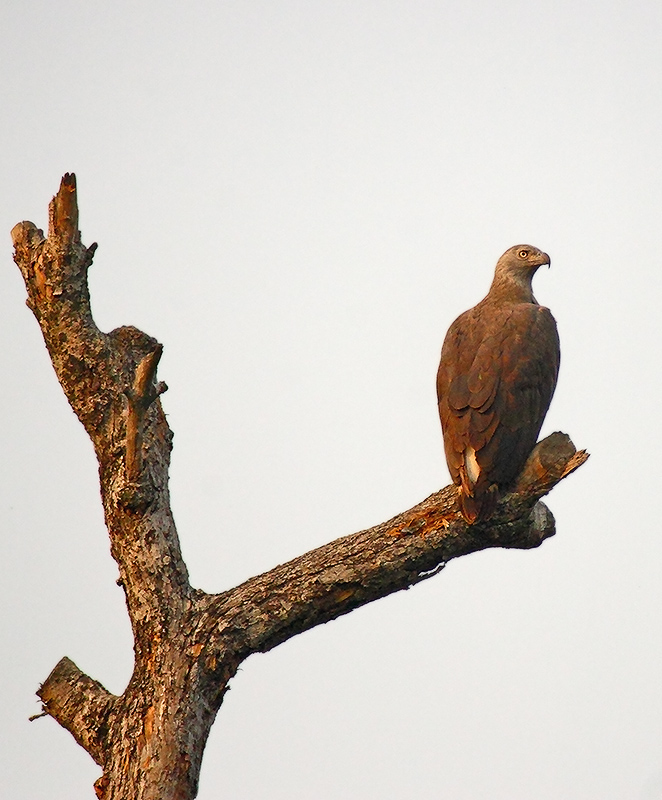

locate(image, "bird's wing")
(437, 302), (559, 490)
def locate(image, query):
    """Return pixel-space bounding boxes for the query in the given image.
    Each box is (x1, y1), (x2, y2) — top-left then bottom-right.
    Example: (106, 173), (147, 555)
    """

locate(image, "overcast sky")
(2, 1), (662, 798)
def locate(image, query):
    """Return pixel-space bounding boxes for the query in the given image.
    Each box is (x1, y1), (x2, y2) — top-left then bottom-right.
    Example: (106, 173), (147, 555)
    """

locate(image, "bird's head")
(489, 245), (550, 302)
(497, 244), (550, 275)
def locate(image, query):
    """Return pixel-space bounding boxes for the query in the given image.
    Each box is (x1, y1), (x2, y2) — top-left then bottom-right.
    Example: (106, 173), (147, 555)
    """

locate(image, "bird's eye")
(518, 249), (529, 258)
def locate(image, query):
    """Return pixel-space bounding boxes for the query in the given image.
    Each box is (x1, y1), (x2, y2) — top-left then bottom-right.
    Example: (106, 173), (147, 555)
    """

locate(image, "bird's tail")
(458, 483), (498, 524)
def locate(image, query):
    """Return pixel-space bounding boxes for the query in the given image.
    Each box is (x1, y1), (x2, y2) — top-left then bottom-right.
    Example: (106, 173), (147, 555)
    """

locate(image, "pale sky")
(2, 1), (662, 798)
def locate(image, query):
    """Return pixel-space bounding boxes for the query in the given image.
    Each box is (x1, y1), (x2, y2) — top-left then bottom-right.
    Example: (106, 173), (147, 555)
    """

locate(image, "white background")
(2, 1), (661, 798)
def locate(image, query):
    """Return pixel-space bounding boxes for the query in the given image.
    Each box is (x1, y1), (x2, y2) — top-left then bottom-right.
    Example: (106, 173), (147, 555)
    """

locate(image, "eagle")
(436, 245), (560, 523)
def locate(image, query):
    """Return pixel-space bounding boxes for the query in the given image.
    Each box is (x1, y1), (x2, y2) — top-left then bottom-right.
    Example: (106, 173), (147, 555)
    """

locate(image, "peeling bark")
(13, 175), (588, 799)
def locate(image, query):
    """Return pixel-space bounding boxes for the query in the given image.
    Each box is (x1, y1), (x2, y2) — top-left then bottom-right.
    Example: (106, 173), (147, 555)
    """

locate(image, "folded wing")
(437, 302), (559, 522)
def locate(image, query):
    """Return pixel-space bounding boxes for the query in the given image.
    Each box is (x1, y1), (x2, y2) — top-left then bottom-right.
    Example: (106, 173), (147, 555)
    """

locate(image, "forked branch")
(12, 175), (588, 800)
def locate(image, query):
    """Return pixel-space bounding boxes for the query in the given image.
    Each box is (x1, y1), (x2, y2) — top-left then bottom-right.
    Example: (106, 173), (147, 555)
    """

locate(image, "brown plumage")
(436, 245), (560, 523)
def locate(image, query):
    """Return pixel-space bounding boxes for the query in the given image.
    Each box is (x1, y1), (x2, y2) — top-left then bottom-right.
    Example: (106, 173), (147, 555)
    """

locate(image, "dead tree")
(12, 175), (588, 800)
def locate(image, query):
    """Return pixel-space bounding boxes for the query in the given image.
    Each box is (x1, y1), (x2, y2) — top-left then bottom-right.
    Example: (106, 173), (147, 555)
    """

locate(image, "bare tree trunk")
(12, 175), (588, 800)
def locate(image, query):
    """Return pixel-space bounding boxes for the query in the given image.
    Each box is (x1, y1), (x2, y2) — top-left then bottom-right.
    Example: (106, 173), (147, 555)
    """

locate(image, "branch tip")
(83, 242), (99, 269)
(132, 345), (164, 402)
(49, 172), (79, 244)
(561, 448), (590, 478)
(124, 344), (166, 483)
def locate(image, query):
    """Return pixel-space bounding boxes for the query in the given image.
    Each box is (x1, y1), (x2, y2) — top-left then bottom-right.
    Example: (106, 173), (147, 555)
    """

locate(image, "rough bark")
(13, 175), (589, 800)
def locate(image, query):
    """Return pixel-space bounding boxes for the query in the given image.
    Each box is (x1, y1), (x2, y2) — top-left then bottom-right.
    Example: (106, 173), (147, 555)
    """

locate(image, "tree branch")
(122, 343), (168, 496)
(200, 432), (588, 659)
(12, 175), (190, 649)
(37, 657), (117, 767)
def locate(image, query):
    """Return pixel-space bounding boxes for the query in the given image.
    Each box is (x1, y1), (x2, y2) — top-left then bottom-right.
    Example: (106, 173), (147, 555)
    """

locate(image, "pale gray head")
(490, 244), (550, 302)
(497, 244), (550, 275)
